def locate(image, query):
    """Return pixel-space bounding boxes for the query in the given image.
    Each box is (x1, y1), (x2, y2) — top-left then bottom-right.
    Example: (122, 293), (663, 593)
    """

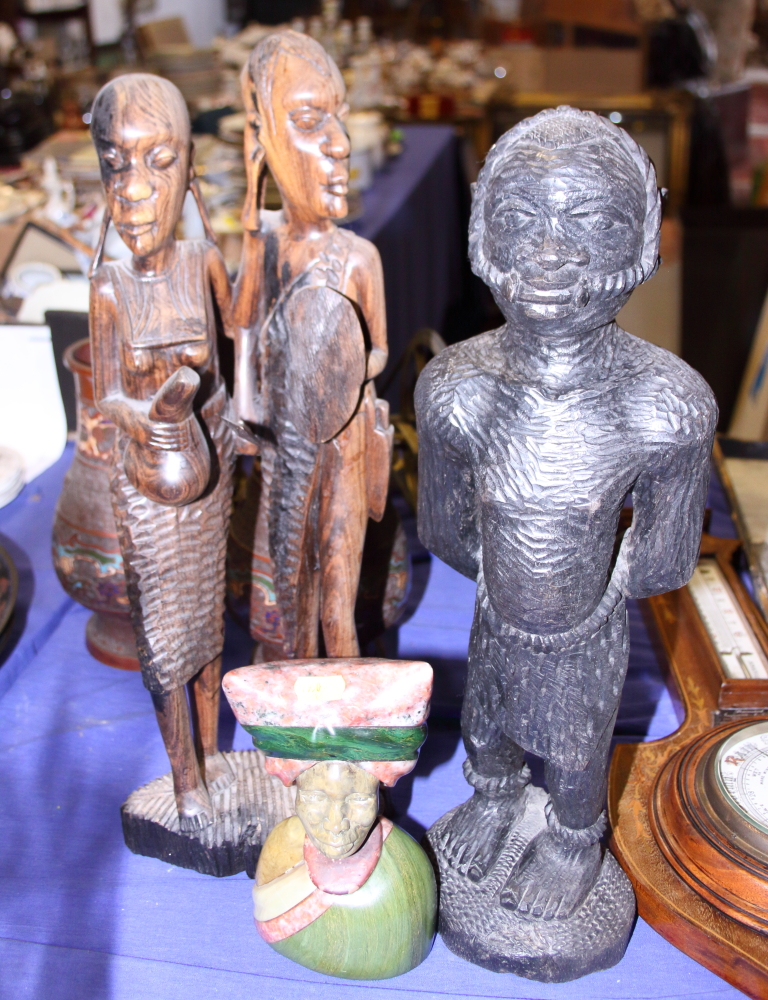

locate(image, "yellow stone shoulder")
(256, 815), (305, 885)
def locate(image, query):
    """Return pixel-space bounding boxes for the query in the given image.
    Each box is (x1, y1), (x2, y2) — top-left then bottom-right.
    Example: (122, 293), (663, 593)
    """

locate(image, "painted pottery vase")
(51, 339), (139, 670)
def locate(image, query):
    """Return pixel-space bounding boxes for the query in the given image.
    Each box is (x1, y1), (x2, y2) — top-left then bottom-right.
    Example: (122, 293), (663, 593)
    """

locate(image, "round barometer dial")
(716, 720), (768, 838)
(651, 716), (768, 933)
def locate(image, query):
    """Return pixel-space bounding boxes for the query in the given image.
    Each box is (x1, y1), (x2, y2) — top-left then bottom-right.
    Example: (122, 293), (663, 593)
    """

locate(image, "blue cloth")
(344, 125), (464, 399)
(0, 446), (748, 999)
(0, 448), (74, 701)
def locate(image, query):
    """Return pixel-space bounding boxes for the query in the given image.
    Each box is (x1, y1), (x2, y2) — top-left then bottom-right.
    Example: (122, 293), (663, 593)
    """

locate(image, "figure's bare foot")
(437, 790), (526, 881)
(203, 751), (235, 795)
(176, 785), (213, 834)
(500, 827), (602, 920)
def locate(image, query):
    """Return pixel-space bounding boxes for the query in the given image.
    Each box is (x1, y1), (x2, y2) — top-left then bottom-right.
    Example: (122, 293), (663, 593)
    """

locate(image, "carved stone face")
(484, 144), (645, 326)
(92, 78), (189, 259)
(295, 761), (379, 860)
(258, 50), (350, 222)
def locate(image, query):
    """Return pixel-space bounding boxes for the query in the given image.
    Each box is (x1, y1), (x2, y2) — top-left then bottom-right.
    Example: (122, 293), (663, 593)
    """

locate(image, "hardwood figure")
(89, 74), (293, 875)
(232, 29), (393, 660)
(415, 106), (718, 980)
(223, 658), (437, 980)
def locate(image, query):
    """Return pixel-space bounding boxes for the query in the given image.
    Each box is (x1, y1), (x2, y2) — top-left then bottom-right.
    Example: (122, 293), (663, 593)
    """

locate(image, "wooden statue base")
(121, 750), (295, 877)
(427, 785), (635, 983)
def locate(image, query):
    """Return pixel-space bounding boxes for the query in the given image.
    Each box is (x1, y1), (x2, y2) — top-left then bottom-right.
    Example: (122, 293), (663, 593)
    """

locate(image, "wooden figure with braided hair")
(232, 29), (393, 661)
(416, 106), (718, 979)
(89, 74), (293, 873)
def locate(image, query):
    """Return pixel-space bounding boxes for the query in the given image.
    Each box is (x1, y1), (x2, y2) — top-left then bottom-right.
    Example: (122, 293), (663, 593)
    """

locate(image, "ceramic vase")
(51, 338), (139, 670)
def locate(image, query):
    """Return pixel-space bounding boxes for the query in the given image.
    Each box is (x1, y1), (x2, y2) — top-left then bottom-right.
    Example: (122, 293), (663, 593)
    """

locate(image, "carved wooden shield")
(282, 285), (366, 444)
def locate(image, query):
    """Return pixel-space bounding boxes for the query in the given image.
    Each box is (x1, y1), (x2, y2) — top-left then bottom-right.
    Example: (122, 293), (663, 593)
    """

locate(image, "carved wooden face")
(93, 81), (189, 259)
(295, 761), (379, 859)
(484, 145), (645, 323)
(259, 51), (350, 222)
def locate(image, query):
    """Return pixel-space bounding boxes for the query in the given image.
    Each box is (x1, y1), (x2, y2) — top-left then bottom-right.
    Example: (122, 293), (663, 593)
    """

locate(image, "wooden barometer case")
(610, 531), (768, 999)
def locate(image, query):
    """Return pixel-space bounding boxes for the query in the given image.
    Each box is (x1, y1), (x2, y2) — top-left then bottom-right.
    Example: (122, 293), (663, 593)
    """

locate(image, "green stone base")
(270, 824), (436, 980)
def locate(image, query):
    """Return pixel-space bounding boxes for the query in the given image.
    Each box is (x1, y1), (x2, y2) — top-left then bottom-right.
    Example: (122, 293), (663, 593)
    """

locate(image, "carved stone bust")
(223, 657), (437, 980)
(416, 106), (718, 980)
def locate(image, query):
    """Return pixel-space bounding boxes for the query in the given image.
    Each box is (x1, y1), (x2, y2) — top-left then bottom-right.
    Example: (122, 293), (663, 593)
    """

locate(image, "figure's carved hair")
(91, 72), (191, 151)
(469, 106), (662, 303)
(246, 29), (334, 126)
(240, 29), (339, 231)
(89, 74), (198, 275)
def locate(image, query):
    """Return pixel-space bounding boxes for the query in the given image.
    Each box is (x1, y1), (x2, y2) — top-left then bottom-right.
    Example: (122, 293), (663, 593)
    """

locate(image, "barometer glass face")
(716, 720), (768, 837)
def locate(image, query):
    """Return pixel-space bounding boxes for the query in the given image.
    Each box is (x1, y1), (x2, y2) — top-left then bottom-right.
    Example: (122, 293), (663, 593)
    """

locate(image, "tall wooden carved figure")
(416, 107), (718, 980)
(89, 74), (293, 875)
(233, 29), (393, 659)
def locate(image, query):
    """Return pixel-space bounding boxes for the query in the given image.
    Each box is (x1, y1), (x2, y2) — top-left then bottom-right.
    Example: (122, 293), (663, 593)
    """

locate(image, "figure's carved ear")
(241, 147), (266, 233)
(241, 63), (266, 233)
(89, 206), (111, 279)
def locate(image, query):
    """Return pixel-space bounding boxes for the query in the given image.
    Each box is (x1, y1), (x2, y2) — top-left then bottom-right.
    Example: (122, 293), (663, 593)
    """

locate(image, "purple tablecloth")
(0, 444), (748, 1000)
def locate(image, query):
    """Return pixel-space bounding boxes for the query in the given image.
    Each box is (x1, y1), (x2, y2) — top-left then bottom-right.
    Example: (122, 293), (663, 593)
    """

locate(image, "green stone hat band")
(244, 724), (428, 761)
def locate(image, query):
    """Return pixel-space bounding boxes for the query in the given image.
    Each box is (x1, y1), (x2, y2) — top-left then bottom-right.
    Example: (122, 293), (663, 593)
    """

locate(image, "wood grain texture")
(608, 547), (768, 999)
(122, 750), (295, 877)
(713, 437), (768, 624)
(650, 720), (768, 932)
(232, 30), (393, 659)
(89, 73), (241, 843)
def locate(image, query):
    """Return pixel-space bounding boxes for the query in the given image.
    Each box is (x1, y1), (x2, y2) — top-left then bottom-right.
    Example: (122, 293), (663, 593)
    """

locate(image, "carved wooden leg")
(500, 722), (613, 918)
(434, 678), (530, 880)
(293, 488), (322, 658)
(151, 686), (212, 832)
(189, 655), (235, 793)
(317, 413), (368, 658)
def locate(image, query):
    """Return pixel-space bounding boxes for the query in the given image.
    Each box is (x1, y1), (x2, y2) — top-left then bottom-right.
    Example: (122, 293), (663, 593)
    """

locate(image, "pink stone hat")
(222, 657), (433, 786)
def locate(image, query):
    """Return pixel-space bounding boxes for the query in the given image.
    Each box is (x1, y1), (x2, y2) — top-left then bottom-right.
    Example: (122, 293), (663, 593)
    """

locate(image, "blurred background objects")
(4, 0), (768, 432)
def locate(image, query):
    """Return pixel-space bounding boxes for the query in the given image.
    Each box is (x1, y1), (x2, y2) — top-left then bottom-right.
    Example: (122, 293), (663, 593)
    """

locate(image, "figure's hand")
(366, 347), (387, 380)
(147, 418), (194, 452)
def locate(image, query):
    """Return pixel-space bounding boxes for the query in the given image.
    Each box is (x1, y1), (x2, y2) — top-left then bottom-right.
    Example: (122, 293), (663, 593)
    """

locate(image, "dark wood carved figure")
(232, 30), (393, 660)
(89, 75), (294, 873)
(415, 106), (718, 980)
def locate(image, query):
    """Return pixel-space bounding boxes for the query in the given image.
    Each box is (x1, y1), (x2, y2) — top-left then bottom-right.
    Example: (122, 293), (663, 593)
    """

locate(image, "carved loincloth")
(467, 571), (629, 770)
(111, 380), (235, 693)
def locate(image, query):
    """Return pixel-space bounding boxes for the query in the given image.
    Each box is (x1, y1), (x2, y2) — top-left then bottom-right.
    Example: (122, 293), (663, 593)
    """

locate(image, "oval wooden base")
(121, 749), (295, 877)
(651, 720), (768, 933)
(86, 611), (140, 671)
